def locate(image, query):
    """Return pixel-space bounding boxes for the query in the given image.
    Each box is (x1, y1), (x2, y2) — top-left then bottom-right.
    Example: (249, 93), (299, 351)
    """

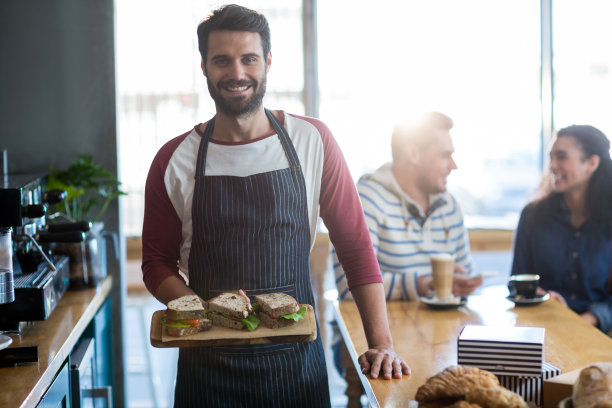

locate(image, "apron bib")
(174, 109), (330, 407)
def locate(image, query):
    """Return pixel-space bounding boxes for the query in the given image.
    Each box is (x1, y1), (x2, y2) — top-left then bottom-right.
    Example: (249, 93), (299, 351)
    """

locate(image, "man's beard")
(207, 75), (267, 117)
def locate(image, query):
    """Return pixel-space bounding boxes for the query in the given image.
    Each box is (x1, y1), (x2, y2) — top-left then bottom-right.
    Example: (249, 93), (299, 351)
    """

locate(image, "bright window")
(118, 1), (612, 237)
(553, 0), (612, 139)
(318, 0), (542, 229)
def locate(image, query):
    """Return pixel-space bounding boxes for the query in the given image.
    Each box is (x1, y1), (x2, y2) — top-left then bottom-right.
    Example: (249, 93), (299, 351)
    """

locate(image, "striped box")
(457, 325), (545, 376)
(497, 362), (561, 406)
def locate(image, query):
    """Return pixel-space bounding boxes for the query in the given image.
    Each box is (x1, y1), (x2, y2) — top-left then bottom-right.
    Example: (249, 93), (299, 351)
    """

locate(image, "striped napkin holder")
(457, 325), (545, 376)
(497, 361), (561, 405)
(457, 325), (561, 405)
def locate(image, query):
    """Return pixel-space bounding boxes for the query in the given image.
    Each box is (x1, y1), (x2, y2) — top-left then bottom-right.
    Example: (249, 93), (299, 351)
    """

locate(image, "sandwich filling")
(258, 305), (307, 322)
(204, 310), (260, 331)
(162, 314), (202, 328)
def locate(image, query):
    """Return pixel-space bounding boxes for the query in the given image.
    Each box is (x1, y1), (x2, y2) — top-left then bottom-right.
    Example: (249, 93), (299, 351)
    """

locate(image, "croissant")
(447, 401), (482, 408)
(415, 365), (500, 403)
(419, 400), (472, 408)
(573, 362), (612, 408)
(465, 386), (528, 408)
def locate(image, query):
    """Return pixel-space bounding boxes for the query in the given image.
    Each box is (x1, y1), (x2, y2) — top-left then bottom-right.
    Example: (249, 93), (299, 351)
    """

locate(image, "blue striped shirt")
(334, 164), (473, 301)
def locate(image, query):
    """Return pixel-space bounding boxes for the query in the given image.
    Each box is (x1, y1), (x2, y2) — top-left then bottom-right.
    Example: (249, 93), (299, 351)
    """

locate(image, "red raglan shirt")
(142, 111), (382, 295)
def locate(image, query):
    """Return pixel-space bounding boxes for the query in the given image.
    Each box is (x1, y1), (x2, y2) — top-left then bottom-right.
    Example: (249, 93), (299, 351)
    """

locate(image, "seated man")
(334, 112), (482, 301)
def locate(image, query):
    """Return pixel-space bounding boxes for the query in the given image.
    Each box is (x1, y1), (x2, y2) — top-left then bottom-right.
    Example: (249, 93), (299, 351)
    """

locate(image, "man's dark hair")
(197, 4), (271, 68)
(391, 112), (454, 163)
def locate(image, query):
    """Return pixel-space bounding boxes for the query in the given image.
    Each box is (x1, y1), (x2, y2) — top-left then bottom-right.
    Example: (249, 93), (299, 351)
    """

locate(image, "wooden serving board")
(150, 304), (317, 348)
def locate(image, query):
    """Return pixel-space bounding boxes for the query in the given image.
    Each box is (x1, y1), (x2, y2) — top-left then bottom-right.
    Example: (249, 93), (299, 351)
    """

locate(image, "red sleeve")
(141, 133), (189, 295)
(298, 116), (382, 288)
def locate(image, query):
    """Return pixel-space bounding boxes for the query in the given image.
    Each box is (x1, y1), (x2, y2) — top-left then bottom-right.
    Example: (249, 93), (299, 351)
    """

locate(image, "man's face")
(415, 130), (458, 194)
(203, 30), (270, 117)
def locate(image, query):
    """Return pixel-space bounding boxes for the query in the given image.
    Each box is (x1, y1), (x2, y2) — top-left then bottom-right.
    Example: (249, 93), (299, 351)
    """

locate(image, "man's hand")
(349, 283), (410, 381)
(358, 347), (411, 380)
(452, 264), (482, 297)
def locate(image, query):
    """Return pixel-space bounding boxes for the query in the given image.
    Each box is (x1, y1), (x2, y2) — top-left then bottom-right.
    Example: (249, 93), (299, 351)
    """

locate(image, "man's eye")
(243, 57), (257, 64)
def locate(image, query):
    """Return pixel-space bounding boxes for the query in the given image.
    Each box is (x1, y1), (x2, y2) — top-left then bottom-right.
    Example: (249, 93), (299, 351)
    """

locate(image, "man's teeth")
(226, 85), (248, 92)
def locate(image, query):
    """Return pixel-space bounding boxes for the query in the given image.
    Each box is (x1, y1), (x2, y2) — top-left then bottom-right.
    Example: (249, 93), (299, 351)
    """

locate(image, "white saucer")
(506, 293), (550, 306)
(0, 334), (12, 351)
(419, 296), (467, 309)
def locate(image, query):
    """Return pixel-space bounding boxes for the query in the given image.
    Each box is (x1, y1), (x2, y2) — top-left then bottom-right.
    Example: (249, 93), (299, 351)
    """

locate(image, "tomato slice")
(164, 317), (199, 326)
(182, 319), (200, 326)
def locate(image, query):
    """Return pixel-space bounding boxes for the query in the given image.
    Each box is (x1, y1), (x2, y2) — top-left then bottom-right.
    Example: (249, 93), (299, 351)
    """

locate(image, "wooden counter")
(334, 285), (612, 408)
(0, 276), (113, 408)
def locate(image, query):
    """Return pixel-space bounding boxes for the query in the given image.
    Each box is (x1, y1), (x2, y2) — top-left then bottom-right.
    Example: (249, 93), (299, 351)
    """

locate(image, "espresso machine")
(0, 172), (80, 332)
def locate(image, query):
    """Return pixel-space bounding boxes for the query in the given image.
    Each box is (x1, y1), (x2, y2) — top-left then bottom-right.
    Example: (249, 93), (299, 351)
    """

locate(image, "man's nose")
(227, 60), (246, 79)
(450, 156), (458, 170)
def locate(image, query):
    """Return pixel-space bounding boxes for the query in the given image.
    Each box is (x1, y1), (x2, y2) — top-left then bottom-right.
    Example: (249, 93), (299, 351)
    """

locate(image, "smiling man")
(141, 4), (409, 407)
(335, 112), (481, 302)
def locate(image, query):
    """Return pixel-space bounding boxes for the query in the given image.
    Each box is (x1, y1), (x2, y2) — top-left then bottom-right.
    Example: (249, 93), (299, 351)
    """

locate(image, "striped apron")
(174, 109), (330, 407)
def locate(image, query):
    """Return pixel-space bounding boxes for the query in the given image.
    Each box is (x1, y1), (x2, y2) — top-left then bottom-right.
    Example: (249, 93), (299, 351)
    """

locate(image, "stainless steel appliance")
(0, 173), (80, 332)
(0, 227), (14, 305)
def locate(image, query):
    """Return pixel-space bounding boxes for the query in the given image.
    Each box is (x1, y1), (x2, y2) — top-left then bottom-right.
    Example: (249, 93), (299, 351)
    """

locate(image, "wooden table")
(333, 285), (612, 408)
(0, 276), (112, 408)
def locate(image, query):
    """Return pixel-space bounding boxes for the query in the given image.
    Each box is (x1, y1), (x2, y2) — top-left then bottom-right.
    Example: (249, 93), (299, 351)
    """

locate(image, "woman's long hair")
(531, 124), (612, 235)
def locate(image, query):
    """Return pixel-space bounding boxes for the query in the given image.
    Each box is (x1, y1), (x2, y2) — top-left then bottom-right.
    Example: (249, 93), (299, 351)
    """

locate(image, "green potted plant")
(48, 155), (126, 223)
(47, 155), (126, 288)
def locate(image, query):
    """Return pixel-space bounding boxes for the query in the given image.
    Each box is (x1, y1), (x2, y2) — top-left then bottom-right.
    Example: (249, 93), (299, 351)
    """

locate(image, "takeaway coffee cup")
(508, 274), (540, 299)
(430, 253), (455, 301)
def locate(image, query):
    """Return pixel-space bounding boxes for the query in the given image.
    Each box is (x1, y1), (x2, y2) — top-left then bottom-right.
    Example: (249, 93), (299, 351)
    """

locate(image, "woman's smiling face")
(549, 135), (599, 195)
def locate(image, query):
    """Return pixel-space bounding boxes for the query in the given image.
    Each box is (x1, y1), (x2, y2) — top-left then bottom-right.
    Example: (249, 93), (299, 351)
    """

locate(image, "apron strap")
(195, 118), (215, 178)
(265, 108), (301, 169)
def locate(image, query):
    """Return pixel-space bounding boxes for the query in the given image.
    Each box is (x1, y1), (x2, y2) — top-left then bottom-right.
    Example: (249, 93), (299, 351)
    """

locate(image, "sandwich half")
(254, 293), (307, 329)
(205, 292), (260, 331)
(163, 294), (211, 337)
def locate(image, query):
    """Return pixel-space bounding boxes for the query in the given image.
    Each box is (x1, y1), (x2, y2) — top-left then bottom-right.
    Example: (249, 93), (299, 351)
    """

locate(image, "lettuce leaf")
(281, 306), (306, 322)
(241, 314), (260, 331)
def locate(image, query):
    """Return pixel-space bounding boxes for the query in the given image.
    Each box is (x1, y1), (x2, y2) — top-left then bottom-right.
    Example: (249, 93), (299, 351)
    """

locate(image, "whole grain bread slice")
(166, 295), (205, 321)
(209, 313), (245, 330)
(254, 293), (299, 318)
(207, 292), (252, 320)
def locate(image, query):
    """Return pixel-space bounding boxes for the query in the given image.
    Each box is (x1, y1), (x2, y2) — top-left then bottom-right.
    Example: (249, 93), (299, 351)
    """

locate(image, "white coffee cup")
(430, 253), (455, 301)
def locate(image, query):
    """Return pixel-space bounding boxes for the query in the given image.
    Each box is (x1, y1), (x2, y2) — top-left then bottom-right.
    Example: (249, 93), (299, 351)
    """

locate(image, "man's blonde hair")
(391, 112), (453, 163)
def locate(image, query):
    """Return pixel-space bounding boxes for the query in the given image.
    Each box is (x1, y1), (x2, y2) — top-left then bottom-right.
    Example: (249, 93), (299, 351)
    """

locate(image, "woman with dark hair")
(511, 124), (612, 333)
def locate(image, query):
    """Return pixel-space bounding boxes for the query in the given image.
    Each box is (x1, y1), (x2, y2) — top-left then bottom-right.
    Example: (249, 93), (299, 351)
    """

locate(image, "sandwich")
(254, 293), (306, 329)
(205, 291), (260, 331)
(162, 294), (211, 337)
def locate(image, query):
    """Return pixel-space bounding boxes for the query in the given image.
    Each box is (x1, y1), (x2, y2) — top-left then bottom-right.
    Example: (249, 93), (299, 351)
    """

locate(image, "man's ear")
(404, 144), (420, 165)
(265, 51), (272, 73)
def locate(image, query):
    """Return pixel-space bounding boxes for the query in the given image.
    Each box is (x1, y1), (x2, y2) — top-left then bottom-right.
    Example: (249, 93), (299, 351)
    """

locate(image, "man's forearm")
(350, 282), (394, 349)
(153, 275), (197, 305)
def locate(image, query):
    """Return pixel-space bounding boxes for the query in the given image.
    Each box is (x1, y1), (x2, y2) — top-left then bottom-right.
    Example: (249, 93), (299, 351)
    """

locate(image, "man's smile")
(220, 80), (254, 95)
